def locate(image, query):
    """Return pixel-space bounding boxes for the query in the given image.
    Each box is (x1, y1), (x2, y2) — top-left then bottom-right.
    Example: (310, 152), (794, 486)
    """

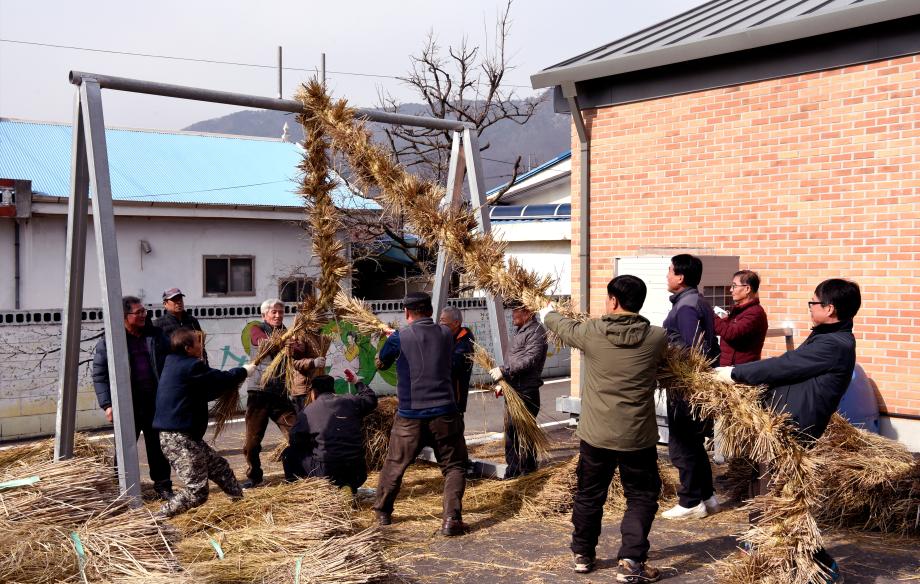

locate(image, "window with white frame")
(204, 256), (255, 296)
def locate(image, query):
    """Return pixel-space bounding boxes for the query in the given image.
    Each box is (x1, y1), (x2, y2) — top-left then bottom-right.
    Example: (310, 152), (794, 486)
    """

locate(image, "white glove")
(714, 366), (735, 384)
(312, 356), (326, 369)
(242, 363), (256, 376)
(493, 384), (504, 398)
(537, 303), (555, 322)
(489, 367), (503, 381)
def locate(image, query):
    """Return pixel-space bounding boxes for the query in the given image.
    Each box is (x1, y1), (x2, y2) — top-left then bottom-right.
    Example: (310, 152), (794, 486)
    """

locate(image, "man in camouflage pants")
(159, 432), (243, 515)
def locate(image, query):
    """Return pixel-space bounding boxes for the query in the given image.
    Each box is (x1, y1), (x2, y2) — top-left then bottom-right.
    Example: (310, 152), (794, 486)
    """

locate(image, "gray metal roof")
(531, 0), (920, 89)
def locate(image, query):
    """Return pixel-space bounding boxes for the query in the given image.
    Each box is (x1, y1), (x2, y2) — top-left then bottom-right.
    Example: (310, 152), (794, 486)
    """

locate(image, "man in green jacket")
(542, 275), (667, 583)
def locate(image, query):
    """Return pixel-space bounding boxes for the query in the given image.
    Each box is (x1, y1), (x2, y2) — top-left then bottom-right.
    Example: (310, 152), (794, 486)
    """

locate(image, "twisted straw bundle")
(333, 291), (395, 339)
(471, 343), (550, 461)
(363, 396), (398, 471)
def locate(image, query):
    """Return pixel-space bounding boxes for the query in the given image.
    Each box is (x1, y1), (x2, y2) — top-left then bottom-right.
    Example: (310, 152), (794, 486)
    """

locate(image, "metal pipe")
(69, 71), (475, 131)
(13, 220), (20, 309)
(277, 46), (283, 99)
(321, 52), (326, 87)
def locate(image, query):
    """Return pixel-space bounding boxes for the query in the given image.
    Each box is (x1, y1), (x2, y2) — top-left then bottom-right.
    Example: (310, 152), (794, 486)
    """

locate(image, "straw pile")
(0, 433), (112, 471)
(471, 343), (550, 460)
(522, 455), (679, 517)
(364, 396), (398, 471)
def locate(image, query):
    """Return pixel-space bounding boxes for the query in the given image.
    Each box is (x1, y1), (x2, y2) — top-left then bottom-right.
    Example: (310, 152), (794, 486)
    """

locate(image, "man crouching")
(153, 329), (253, 516)
(282, 370), (378, 493)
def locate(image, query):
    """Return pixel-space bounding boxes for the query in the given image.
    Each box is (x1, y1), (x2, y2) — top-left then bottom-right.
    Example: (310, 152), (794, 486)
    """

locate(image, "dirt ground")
(126, 422), (920, 583)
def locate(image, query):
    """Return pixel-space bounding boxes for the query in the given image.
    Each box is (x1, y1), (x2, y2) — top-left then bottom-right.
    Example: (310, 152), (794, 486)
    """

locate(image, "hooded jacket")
(545, 311), (667, 451)
(731, 320), (856, 443)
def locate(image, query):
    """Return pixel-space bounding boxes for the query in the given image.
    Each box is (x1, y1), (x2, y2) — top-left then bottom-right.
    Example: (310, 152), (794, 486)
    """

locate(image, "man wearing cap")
(373, 292), (468, 536)
(282, 370), (378, 492)
(154, 288), (207, 364)
(489, 300), (548, 477)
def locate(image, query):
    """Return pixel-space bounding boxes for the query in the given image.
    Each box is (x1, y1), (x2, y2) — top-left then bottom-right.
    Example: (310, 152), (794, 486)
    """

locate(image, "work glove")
(242, 363), (256, 376)
(537, 303), (555, 322)
(344, 368), (361, 384)
(493, 384), (504, 398)
(714, 366), (735, 384)
(489, 367), (503, 381)
(312, 356), (326, 369)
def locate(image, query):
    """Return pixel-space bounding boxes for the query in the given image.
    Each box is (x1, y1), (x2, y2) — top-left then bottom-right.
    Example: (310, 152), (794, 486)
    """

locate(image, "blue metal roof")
(486, 151), (571, 196)
(0, 118), (378, 210)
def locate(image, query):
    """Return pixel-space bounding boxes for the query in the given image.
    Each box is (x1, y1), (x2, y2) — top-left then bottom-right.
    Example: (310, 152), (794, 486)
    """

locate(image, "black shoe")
(153, 486), (174, 501)
(240, 478), (262, 489)
(441, 517), (468, 537)
(375, 511), (392, 526)
(573, 554), (595, 574)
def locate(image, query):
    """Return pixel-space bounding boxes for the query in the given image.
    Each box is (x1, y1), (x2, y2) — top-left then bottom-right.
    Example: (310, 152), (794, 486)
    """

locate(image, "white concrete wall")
(0, 299), (570, 442)
(0, 221), (14, 308)
(490, 222), (571, 296)
(10, 213), (321, 310)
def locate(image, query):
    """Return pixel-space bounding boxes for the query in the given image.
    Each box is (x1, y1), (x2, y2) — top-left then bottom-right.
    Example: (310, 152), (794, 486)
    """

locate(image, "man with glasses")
(715, 278), (861, 583)
(714, 270), (768, 366)
(93, 295), (173, 499)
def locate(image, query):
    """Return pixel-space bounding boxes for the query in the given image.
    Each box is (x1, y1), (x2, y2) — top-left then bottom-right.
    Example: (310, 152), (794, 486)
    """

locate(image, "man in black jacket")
(153, 328), (252, 516)
(374, 292), (468, 536)
(153, 288), (207, 363)
(93, 295), (173, 499)
(282, 371), (378, 492)
(715, 278), (860, 584)
(489, 301), (548, 477)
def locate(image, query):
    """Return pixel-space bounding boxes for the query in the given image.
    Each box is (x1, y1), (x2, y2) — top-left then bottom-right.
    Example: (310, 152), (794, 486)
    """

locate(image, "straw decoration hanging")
(471, 343), (550, 461)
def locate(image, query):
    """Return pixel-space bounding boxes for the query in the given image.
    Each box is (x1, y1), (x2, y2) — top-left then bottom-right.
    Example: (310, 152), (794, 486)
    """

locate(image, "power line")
(119, 179), (292, 199)
(0, 38), (535, 88)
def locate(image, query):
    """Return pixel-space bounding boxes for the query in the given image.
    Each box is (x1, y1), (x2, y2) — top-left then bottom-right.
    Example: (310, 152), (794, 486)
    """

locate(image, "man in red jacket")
(714, 270), (768, 367)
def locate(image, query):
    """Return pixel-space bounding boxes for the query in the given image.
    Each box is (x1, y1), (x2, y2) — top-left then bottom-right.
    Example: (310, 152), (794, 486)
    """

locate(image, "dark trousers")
(666, 396), (713, 507)
(292, 394), (308, 413)
(505, 388), (540, 477)
(571, 441), (661, 562)
(135, 406), (171, 489)
(374, 413), (468, 520)
(282, 450), (368, 494)
(243, 392), (296, 482)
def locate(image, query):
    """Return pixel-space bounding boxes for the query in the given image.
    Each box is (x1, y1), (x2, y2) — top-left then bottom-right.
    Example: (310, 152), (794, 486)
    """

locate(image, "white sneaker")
(703, 495), (720, 515)
(661, 502), (708, 520)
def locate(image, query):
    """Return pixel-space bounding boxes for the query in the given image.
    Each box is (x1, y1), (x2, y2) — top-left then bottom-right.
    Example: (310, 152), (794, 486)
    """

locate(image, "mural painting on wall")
(220, 320), (396, 394)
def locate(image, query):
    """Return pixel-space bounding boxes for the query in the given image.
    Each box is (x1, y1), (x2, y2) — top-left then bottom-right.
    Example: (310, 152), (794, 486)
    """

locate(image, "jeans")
(666, 395), (713, 507)
(571, 440), (661, 562)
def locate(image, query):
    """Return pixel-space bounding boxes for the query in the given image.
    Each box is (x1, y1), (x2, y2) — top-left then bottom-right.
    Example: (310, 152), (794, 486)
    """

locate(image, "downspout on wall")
(561, 81), (589, 394)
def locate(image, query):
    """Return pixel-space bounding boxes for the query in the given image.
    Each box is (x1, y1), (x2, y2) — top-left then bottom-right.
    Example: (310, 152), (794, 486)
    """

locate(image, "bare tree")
(340, 0), (542, 295)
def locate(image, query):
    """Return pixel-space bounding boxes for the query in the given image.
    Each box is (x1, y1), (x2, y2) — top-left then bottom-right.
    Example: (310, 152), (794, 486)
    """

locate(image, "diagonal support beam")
(431, 131), (467, 318)
(55, 89), (90, 461)
(81, 79), (141, 500)
(462, 128), (509, 364)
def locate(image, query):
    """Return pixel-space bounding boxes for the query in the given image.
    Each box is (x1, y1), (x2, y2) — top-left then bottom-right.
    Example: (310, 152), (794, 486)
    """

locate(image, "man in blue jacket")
(661, 254), (721, 520)
(373, 292), (467, 536)
(153, 328), (252, 516)
(715, 278), (860, 584)
(93, 295), (173, 499)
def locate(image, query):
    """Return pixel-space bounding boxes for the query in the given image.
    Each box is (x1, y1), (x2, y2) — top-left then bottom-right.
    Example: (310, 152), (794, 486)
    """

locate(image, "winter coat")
(248, 321), (287, 396)
(287, 381), (378, 463)
(288, 331), (326, 397)
(93, 325), (169, 412)
(731, 320), (856, 443)
(714, 298), (768, 366)
(663, 287), (720, 363)
(545, 311), (667, 451)
(152, 354), (247, 440)
(451, 327), (476, 413)
(154, 311), (209, 365)
(500, 317), (548, 394)
(377, 317), (455, 414)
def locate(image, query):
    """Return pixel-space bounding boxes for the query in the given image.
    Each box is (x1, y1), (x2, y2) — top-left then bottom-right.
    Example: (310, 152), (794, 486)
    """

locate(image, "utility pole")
(320, 52), (326, 87)
(277, 46), (283, 99)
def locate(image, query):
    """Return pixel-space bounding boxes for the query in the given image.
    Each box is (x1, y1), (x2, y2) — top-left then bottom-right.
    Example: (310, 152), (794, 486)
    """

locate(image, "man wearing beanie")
(373, 292), (468, 536)
(282, 371), (378, 492)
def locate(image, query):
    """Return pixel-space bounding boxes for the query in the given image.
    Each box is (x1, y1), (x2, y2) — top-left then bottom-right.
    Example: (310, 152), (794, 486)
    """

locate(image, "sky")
(0, 0), (708, 131)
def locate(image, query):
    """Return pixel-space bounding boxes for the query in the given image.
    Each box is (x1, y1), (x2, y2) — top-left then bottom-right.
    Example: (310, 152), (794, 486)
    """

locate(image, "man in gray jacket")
(489, 301), (548, 477)
(542, 275), (667, 582)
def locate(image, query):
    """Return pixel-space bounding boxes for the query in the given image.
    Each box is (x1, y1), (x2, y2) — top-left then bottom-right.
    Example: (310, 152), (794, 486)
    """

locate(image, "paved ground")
(78, 377), (920, 582)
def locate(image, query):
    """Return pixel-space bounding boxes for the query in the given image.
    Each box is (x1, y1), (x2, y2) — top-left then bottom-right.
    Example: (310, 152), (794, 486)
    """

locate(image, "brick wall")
(570, 55), (920, 416)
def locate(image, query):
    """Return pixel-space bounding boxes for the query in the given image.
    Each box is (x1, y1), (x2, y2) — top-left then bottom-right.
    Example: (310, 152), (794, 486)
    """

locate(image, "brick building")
(531, 0), (920, 448)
